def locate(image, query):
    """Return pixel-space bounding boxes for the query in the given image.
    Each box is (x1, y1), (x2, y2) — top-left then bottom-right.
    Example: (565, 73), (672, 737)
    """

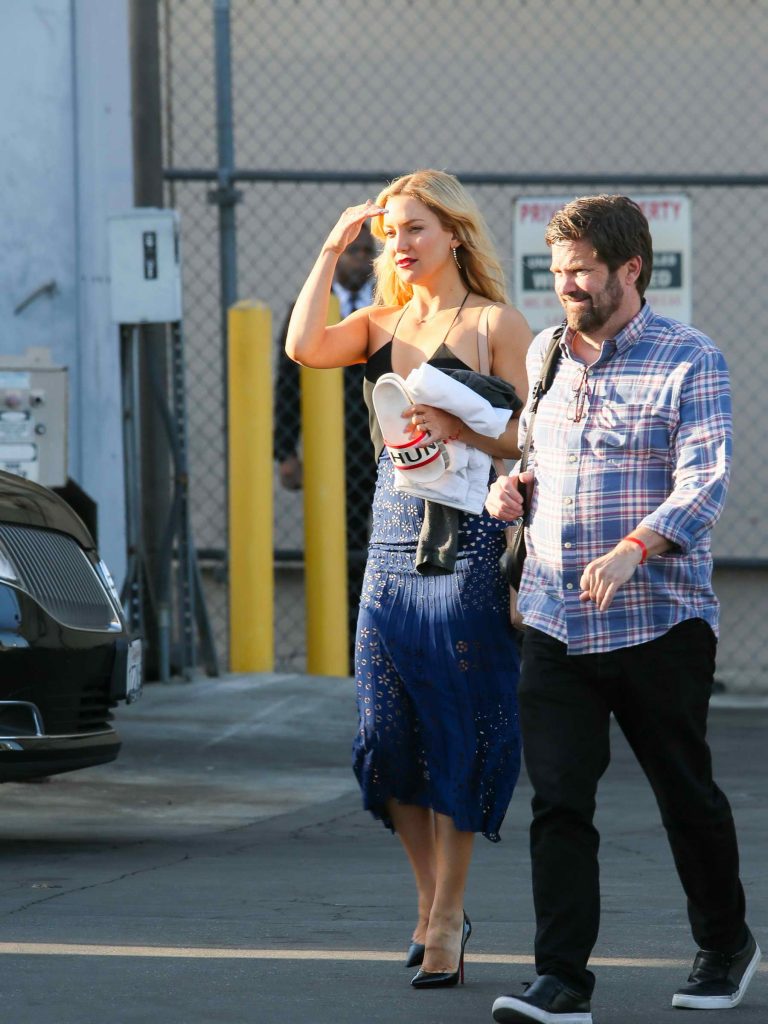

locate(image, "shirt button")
(566, 582), (574, 590)
(564, 542), (573, 549)
(569, 454), (577, 463)
(564, 497), (573, 505)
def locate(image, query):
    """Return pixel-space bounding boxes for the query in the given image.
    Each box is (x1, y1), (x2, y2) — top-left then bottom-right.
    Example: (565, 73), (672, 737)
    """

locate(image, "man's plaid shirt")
(515, 303), (732, 653)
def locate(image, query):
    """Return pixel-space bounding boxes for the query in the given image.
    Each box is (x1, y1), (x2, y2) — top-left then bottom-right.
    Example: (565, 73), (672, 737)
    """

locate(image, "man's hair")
(544, 195), (653, 298)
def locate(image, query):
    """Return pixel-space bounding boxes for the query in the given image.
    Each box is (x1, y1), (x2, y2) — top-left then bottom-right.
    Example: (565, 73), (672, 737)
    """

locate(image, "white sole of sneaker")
(671, 942), (762, 1010)
(492, 995), (592, 1024)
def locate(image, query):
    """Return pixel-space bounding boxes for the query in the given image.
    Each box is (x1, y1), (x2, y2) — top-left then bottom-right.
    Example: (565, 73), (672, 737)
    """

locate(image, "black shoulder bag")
(500, 323), (565, 591)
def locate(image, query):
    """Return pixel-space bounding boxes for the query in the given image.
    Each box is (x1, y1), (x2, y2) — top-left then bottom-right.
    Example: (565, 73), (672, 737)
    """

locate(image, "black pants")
(518, 619), (746, 996)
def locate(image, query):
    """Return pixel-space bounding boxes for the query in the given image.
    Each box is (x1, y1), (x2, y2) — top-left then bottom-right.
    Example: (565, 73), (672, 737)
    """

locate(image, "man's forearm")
(618, 526), (673, 562)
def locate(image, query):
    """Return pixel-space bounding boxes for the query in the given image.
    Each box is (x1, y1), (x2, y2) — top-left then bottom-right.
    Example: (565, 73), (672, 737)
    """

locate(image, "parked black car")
(0, 470), (141, 781)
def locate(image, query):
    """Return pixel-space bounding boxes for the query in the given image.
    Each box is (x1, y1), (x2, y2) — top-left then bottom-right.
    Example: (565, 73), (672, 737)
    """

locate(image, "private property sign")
(513, 195), (692, 333)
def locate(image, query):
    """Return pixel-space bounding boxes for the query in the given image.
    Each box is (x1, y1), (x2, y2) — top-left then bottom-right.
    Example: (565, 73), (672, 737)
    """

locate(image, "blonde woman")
(286, 170), (532, 988)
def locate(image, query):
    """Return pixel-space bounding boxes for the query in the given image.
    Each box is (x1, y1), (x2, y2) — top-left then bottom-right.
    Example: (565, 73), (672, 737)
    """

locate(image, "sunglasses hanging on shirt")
(567, 364), (591, 423)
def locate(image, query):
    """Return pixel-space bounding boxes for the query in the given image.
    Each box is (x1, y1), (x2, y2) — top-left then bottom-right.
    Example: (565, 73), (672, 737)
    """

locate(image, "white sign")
(513, 194), (692, 333)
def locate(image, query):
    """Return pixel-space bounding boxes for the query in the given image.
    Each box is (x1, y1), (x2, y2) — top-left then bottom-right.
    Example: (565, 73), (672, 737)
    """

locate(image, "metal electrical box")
(108, 208), (183, 324)
(0, 348), (67, 486)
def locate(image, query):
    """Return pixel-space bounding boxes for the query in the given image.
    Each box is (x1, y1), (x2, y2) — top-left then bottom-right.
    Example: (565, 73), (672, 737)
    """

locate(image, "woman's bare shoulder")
(489, 302), (533, 344)
(364, 303), (405, 353)
(366, 303), (405, 335)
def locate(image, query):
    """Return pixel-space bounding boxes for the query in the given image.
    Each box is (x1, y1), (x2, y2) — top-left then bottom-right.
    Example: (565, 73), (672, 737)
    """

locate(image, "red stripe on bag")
(387, 446), (443, 470)
(383, 430), (430, 450)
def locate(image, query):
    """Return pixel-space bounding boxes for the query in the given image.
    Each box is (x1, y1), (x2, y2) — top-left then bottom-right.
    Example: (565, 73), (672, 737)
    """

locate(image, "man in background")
(274, 224), (377, 672)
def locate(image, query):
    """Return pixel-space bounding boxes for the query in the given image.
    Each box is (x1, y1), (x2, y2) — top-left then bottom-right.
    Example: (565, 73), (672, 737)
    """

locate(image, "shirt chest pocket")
(584, 381), (674, 461)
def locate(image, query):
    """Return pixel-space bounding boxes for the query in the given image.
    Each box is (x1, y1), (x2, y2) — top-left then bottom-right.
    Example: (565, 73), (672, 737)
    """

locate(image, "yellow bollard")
(301, 293), (349, 675)
(227, 301), (274, 672)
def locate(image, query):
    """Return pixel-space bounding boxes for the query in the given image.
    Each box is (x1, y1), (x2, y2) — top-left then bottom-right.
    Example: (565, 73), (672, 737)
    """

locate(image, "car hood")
(0, 471), (96, 551)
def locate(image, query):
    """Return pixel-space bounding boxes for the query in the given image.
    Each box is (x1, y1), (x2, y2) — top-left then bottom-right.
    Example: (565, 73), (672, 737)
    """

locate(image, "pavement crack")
(6, 852), (191, 916)
(287, 807), (360, 839)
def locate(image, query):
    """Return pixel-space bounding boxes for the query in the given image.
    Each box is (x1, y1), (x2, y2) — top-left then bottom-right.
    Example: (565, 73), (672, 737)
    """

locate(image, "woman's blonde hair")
(369, 169), (509, 307)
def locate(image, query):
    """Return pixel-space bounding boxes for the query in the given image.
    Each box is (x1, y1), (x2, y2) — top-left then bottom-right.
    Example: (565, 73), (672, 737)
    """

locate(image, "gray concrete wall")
(0, 0), (132, 580)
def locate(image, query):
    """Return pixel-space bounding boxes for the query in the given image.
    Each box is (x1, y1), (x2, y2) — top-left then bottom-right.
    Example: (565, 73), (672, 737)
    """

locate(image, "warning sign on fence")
(513, 194), (692, 333)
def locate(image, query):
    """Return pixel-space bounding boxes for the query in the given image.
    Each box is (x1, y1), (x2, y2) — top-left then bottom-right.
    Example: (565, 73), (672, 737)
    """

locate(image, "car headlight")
(0, 551), (18, 583)
(96, 559), (122, 606)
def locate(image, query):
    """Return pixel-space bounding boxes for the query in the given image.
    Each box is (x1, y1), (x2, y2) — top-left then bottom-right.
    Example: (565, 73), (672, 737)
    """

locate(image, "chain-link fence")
(159, 0), (768, 690)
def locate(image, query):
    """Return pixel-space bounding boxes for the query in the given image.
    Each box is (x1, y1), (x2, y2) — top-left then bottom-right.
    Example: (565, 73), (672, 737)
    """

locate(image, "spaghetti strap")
(476, 304), (495, 375)
(476, 305), (506, 479)
(388, 304), (410, 344)
(386, 292), (470, 371)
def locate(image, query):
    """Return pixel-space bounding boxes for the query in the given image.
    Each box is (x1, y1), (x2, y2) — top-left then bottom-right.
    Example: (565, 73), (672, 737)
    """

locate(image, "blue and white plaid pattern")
(516, 303), (732, 653)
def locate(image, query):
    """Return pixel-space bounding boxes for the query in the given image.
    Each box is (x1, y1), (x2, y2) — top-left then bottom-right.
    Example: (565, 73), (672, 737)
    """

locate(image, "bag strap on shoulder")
(481, 311), (565, 479)
(519, 322), (566, 473)
(529, 322), (566, 411)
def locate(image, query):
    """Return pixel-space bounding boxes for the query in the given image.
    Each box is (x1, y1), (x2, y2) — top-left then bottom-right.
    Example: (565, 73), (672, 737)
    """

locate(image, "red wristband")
(624, 535), (647, 564)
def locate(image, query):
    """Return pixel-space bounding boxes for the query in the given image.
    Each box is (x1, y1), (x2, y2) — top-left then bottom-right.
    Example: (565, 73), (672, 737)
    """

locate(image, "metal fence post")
(210, 0), (241, 663)
(211, 0), (240, 334)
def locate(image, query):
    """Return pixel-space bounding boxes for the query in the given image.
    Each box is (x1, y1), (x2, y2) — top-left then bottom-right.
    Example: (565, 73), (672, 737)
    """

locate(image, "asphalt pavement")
(0, 672), (766, 1024)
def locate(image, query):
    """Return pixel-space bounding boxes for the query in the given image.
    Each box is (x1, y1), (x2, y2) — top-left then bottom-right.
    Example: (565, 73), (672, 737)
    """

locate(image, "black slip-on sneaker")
(492, 974), (593, 1024)
(672, 929), (761, 1009)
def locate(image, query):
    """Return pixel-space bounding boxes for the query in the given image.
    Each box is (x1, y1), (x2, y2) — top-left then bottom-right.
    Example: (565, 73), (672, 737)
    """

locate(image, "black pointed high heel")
(410, 912), (472, 988)
(405, 940), (425, 967)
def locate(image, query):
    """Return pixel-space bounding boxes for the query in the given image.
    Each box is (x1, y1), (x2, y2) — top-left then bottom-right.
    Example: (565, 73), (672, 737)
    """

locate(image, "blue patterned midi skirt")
(352, 456), (521, 842)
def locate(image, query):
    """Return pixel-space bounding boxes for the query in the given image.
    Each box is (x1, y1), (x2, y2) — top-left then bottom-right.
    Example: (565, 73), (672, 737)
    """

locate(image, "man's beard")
(563, 272), (623, 332)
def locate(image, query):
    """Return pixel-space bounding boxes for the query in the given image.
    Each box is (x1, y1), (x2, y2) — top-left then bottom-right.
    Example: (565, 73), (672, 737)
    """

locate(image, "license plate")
(125, 638), (143, 703)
